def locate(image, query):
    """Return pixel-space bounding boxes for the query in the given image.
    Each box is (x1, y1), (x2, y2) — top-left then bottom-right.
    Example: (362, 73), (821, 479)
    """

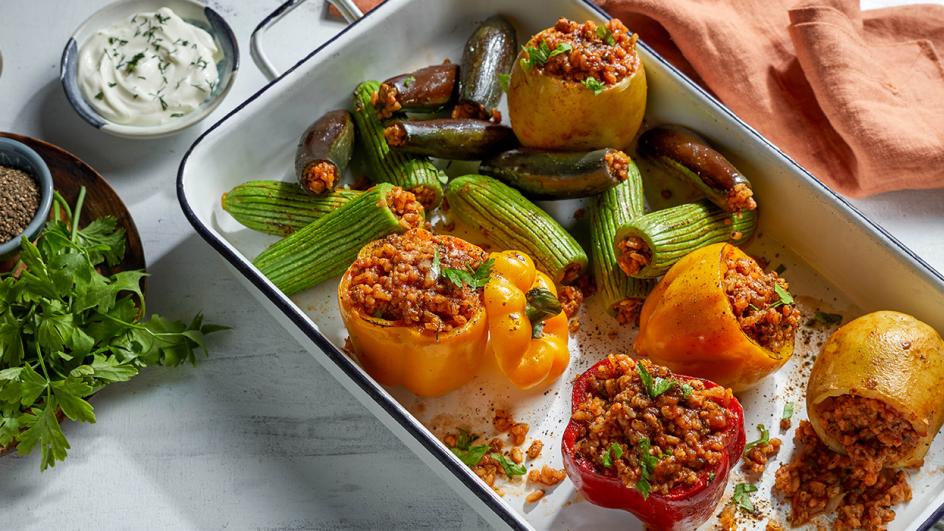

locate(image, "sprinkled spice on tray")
(0, 165), (40, 242)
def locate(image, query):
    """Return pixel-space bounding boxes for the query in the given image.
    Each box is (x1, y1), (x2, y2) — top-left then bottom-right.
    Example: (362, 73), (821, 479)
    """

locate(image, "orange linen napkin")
(596, 0), (944, 197)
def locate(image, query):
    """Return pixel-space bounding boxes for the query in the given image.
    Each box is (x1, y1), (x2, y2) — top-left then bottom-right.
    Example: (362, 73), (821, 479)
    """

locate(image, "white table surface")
(0, 1), (941, 530)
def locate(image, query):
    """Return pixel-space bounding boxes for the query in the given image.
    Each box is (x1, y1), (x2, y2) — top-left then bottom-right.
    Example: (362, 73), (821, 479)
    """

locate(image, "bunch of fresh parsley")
(0, 189), (224, 470)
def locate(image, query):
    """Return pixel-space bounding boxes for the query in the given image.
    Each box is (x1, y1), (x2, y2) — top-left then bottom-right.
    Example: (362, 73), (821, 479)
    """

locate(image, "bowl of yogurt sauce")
(60, 0), (238, 139)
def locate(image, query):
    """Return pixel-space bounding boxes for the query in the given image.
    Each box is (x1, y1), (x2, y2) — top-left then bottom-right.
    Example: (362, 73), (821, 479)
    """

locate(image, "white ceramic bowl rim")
(59, 0), (239, 139)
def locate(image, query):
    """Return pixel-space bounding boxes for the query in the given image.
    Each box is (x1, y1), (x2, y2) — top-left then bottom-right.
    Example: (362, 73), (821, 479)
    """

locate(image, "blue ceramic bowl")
(0, 138), (54, 258)
(60, 0), (239, 139)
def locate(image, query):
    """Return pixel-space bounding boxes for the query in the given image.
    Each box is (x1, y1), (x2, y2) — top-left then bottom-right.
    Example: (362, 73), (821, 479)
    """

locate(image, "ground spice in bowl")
(0, 165), (40, 242)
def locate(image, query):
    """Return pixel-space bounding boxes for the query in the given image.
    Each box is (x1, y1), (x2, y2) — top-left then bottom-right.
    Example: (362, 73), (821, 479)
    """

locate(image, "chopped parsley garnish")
(442, 258), (494, 290)
(581, 76), (605, 95)
(498, 73), (511, 93)
(158, 96), (168, 111)
(743, 424), (769, 453)
(491, 452), (527, 476)
(401, 75), (416, 88)
(430, 248), (442, 279)
(595, 25), (616, 45)
(520, 41), (572, 70)
(636, 361), (684, 399)
(94, 91), (104, 100)
(155, 12), (170, 24)
(732, 482), (758, 513)
(708, 472), (716, 483)
(814, 311), (842, 326)
(770, 283), (794, 309)
(190, 57), (209, 70)
(635, 437), (659, 500)
(449, 428), (489, 467)
(107, 82), (117, 88)
(170, 113), (185, 118)
(601, 442), (623, 468)
(782, 402), (795, 420)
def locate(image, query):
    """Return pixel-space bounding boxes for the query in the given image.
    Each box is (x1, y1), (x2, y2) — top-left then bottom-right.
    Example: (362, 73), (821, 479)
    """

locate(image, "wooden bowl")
(0, 132), (145, 458)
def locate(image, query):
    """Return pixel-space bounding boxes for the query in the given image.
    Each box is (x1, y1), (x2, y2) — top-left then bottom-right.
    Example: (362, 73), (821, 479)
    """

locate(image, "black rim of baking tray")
(176, 0), (944, 529)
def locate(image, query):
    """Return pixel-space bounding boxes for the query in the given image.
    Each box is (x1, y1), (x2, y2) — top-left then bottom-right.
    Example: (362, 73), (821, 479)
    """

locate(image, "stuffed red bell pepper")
(562, 354), (745, 531)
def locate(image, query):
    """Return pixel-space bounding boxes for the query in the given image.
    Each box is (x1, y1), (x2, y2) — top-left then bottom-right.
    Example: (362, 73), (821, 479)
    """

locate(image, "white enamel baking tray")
(177, 0), (944, 528)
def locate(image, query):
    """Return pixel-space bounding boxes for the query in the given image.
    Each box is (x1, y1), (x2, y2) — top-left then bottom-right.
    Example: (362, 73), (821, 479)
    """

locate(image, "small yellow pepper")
(484, 250), (570, 389)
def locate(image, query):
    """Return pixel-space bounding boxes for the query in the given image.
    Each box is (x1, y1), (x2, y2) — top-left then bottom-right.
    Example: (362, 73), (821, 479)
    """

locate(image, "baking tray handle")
(250, 0), (364, 80)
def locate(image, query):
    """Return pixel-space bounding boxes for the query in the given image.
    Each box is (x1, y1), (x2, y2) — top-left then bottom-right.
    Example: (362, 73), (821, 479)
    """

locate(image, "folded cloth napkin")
(597, 0), (944, 197)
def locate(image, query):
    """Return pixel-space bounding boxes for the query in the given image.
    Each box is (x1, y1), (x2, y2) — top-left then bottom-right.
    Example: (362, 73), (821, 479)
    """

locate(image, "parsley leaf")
(602, 441), (623, 468)
(770, 283), (794, 308)
(430, 248), (441, 280)
(402, 75), (416, 88)
(452, 444), (489, 467)
(491, 452), (527, 477)
(814, 311), (842, 326)
(782, 402), (795, 420)
(635, 437), (659, 500)
(448, 428), (489, 467)
(442, 258), (494, 290)
(581, 77), (606, 95)
(732, 482), (758, 513)
(0, 186), (226, 470)
(636, 362), (681, 398)
(595, 25), (616, 45)
(744, 424), (770, 453)
(498, 73), (511, 93)
(521, 41), (572, 70)
(680, 383), (694, 399)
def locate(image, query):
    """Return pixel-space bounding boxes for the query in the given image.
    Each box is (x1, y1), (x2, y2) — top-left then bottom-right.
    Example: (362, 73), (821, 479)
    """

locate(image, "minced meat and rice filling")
(774, 420), (912, 529)
(571, 354), (733, 496)
(344, 229), (487, 333)
(616, 236), (651, 276)
(527, 18), (640, 86)
(818, 394), (919, 481)
(723, 255), (800, 352)
(301, 161), (338, 194)
(385, 187), (427, 226)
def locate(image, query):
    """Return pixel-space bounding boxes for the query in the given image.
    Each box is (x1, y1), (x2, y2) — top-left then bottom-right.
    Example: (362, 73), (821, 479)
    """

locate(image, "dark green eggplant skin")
(384, 119), (518, 160)
(453, 16), (517, 121)
(637, 125), (755, 212)
(294, 110), (355, 193)
(479, 148), (629, 200)
(378, 64), (459, 116)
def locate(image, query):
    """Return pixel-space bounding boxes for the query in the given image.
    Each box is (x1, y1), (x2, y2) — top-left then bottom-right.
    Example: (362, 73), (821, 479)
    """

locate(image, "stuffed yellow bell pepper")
(484, 250), (570, 389)
(635, 243), (800, 392)
(338, 229), (489, 397)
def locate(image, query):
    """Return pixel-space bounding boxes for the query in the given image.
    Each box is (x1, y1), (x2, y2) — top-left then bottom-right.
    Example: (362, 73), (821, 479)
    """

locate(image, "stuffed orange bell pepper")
(484, 250), (570, 389)
(635, 243), (800, 392)
(338, 229), (489, 397)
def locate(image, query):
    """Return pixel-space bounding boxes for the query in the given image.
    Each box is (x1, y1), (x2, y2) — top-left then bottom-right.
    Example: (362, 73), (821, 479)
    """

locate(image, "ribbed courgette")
(614, 201), (757, 279)
(480, 148), (629, 200)
(446, 174), (587, 284)
(384, 118), (518, 160)
(222, 180), (361, 236)
(253, 184), (424, 295)
(589, 162), (655, 323)
(295, 110), (355, 195)
(351, 81), (445, 208)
